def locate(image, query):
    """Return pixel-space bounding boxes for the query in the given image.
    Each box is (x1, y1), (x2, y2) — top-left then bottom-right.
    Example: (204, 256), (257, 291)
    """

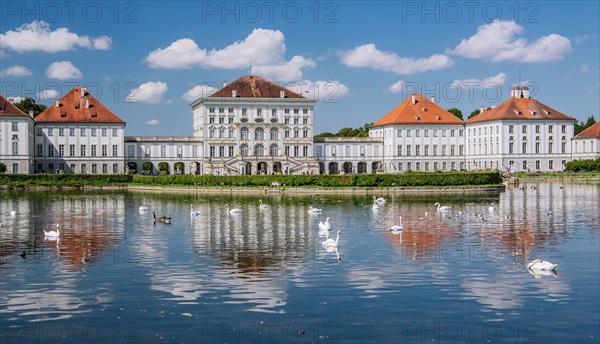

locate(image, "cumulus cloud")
(145, 28), (314, 82)
(37, 89), (59, 100)
(181, 84), (217, 102)
(125, 82), (168, 104)
(0, 65), (32, 77)
(46, 61), (82, 80)
(388, 80), (405, 93)
(339, 43), (454, 74)
(452, 72), (507, 89)
(8, 96), (25, 104)
(285, 80), (350, 101)
(145, 119), (160, 125)
(0, 21), (112, 53)
(449, 20), (572, 62)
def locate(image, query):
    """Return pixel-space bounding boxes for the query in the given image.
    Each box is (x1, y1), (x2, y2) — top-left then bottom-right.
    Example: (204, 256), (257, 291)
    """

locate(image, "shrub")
(142, 162), (152, 172)
(158, 162), (169, 175)
(565, 158), (600, 172)
(0, 163), (6, 174)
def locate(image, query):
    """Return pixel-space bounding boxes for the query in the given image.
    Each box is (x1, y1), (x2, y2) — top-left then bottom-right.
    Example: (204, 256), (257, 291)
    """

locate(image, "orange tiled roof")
(0, 95), (29, 117)
(371, 94), (464, 127)
(467, 96), (574, 124)
(574, 121), (600, 139)
(210, 75), (305, 98)
(35, 87), (125, 124)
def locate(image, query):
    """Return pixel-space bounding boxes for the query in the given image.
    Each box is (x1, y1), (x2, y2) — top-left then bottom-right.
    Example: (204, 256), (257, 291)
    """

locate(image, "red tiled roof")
(35, 87), (125, 124)
(0, 95), (29, 117)
(574, 121), (600, 139)
(371, 94), (464, 127)
(210, 75), (305, 98)
(467, 96), (574, 124)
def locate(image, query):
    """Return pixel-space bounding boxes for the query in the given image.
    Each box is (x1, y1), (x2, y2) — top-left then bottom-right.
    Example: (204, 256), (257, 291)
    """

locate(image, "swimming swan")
(527, 259), (558, 272)
(44, 224), (61, 237)
(225, 204), (241, 214)
(322, 230), (340, 250)
(308, 206), (322, 215)
(190, 204), (201, 216)
(318, 217), (332, 231)
(373, 196), (386, 205)
(390, 216), (404, 234)
(259, 199), (269, 210)
(435, 202), (452, 211)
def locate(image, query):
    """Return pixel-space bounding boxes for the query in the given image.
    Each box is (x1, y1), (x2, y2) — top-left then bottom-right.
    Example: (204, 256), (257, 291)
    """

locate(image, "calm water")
(0, 184), (598, 343)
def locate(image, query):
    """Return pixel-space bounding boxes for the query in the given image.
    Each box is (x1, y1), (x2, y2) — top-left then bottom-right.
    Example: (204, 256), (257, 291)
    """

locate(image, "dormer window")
(529, 110), (536, 115)
(91, 113), (97, 118)
(435, 115), (442, 120)
(422, 107), (427, 112)
(60, 111), (67, 118)
(513, 109), (521, 115)
(415, 116), (421, 120)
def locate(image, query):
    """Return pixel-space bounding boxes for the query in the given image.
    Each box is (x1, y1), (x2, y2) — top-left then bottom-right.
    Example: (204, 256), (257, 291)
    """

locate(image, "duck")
(488, 202), (496, 213)
(153, 212), (172, 224)
(225, 204), (241, 214)
(389, 216), (404, 234)
(322, 230), (341, 250)
(10, 210), (17, 216)
(527, 259), (558, 272)
(435, 202), (452, 212)
(307, 206), (322, 215)
(190, 204), (201, 217)
(259, 199), (269, 211)
(139, 206), (148, 212)
(20, 251), (26, 259)
(318, 217), (332, 231)
(372, 196), (386, 205)
(44, 224), (61, 237)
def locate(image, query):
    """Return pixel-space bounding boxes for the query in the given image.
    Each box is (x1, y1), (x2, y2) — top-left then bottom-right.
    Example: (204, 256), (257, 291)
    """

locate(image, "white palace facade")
(1, 75), (598, 175)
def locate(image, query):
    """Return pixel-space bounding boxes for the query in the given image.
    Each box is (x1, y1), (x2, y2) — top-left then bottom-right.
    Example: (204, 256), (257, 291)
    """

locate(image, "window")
(219, 107), (224, 114)
(397, 129), (403, 137)
(535, 142), (540, 153)
(144, 147), (150, 158)
(407, 129), (412, 137)
(415, 129), (420, 137)
(360, 146), (365, 156)
(68, 128), (74, 136)
(81, 164), (87, 173)
(160, 146), (166, 158)
(303, 130), (308, 138)
(192, 146), (198, 157)
(81, 145), (86, 157)
(209, 128), (215, 138)
(228, 117), (234, 124)
(209, 107), (215, 113)
(442, 129), (447, 137)
(255, 128), (264, 140)
(91, 145), (97, 157)
(509, 142), (514, 154)
(548, 142), (553, 154)
(303, 146), (308, 157)
(433, 129), (438, 137)
(522, 126), (527, 134)
(284, 109), (290, 114)
(92, 164), (97, 174)
(535, 125), (540, 134)
(460, 129), (464, 137)
(293, 117), (299, 125)
(293, 109), (299, 114)
(59, 128), (65, 136)
(406, 145), (412, 156)
(270, 128), (279, 140)
(81, 128), (86, 136)
(561, 125), (566, 133)
(240, 127), (249, 140)
(240, 144), (248, 157)
(284, 130), (290, 138)
(397, 145), (402, 156)
(209, 117), (215, 124)
(345, 146), (350, 156)
(450, 145), (455, 156)
(303, 117), (308, 125)
(228, 108), (234, 114)
(242, 108), (247, 116)
(424, 130), (429, 137)
(522, 142), (527, 154)
(284, 117), (290, 124)
(303, 108), (308, 114)
(270, 144), (279, 157)
(102, 145), (107, 157)
(36, 127), (42, 136)
(228, 146), (234, 157)
(442, 145), (446, 156)
(112, 129), (118, 137)
(561, 142), (566, 153)
(102, 164), (108, 174)
(12, 122), (18, 131)
(112, 145), (118, 157)
(294, 130), (299, 138)
(218, 117), (224, 124)
(209, 146), (215, 157)
(229, 129), (234, 138)
(509, 125), (514, 134)
(59, 144), (64, 157)
(91, 128), (97, 137)
(549, 125), (553, 133)
(48, 128), (53, 136)
(549, 160), (554, 170)
(70, 145), (75, 157)
(415, 145), (420, 156)
(433, 145), (438, 156)
(451, 130), (455, 137)
(219, 146), (224, 157)
(102, 128), (107, 137)
(255, 144), (264, 157)
(48, 163), (54, 173)
(257, 109), (262, 116)
(535, 160), (540, 170)
(219, 128), (224, 138)
(293, 146), (299, 157)
(12, 142), (18, 155)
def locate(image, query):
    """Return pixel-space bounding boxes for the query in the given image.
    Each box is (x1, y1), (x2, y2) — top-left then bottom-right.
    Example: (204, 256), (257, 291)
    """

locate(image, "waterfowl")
(322, 230), (341, 250)
(44, 224), (61, 237)
(259, 199), (269, 210)
(153, 212), (172, 224)
(372, 196), (386, 205)
(435, 202), (451, 211)
(10, 210), (17, 216)
(139, 206), (148, 212)
(488, 202), (496, 213)
(190, 204), (201, 216)
(389, 216), (404, 234)
(308, 206), (322, 215)
(225, 204), (241, 214)
(20, 251), (26, 259)
(318, 217), (332, 231)
(372, 202), (382, 211)
(527, 259), (558, 272)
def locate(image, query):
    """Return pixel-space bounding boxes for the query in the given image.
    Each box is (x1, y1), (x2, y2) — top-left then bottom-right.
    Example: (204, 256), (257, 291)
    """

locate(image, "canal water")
(0, 183), (598, 343)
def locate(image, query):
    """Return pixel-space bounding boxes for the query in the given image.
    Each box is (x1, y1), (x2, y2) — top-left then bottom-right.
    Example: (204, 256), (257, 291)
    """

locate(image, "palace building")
(0, 76), (597, 175)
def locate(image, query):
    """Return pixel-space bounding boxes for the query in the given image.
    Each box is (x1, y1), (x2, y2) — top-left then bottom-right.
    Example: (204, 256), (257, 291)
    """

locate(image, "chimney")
(222, 81), (227, 88)
(80, 87), (86, 97)
(480, 106), (485, 114)
(85, 99), (89, 109)
(55, 100), (60, 108)
(411, 95), (416, 104)
(280, 90), (285, 98)
(430, 96), (435, 103)
(232, 89), (237, 97)
(29, 110), (34, 118)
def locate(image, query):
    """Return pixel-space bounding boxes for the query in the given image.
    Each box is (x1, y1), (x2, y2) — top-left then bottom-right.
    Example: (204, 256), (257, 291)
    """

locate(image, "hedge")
(565, 158), (600, 172)
(0, 174), (133, 187)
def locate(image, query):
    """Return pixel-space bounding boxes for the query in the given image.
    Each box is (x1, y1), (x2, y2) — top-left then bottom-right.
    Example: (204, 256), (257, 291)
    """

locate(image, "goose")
(527, 259), (558, 272)
(153, 212), (172, 224)
(139, 206), (148, 212)
(318, 217), (332, 231)
(190, 204), (201, 217)
(434, 202), (452, 212)
(322, 230), (341, 250)
(10, 210), (17, 216)
(225, 204), (241, 214)
(44, 224), (61, 237)
(389, 216), (404, 234)
(488, 202), (496, 213)
(259, 199), (269, 211)
(372, 196), (386, 205)
(307, 206), (322, 215)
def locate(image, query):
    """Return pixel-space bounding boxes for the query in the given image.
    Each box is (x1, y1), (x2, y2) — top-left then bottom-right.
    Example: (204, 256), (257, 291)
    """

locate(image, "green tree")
(14, 98), (47, 117)
(447, 107), (463, 120)
(575, 115), (597, 134)
(314, 131), (335, 138)
(0, 163), (6, 174)
(468, 107), (491, 119)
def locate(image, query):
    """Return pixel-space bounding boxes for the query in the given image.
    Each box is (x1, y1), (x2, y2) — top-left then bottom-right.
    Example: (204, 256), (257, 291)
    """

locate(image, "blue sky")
(1, 1), (598, 136)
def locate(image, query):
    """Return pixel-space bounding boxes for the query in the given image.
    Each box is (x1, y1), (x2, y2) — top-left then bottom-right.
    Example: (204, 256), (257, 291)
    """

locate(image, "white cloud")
(286, 80), (350, 101)
(46, 61), (82, 80)
(125, 82), (168, 104)
(580, 64), (590, 73)
(0, 65), (32, 77)
(339, 43), (454, 74)
(449, 20), (572, 63)
(181, 84), (217, 102)
(145, 119), (160, 125)
(388, 80), (405, 93)
(0, 21), (112, 53)
(452, 72), (507, 89)
(145, 28), (314, 82)
(8, 96), (25, 104)
(37, 89), (59, 100)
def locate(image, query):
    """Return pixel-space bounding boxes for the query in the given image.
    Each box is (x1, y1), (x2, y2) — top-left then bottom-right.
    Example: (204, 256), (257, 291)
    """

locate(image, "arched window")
(240, 127), (249, 140)
(270, 127), (279, 140)
(270, 144), (279, 157)
(255, 128), (264, 140)
(240, 144), (249, 157)
(254, 144), (264, 157)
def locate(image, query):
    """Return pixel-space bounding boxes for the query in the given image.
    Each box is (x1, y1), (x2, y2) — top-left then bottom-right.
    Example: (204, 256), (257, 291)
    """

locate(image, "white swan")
(322, 230), (340, 250)
(225, 204), (241, 214)
(527, 259), (558, 272)
(488, 202), (496, 213)
(372, 196), (386, 205)
(528, 268), (558, 279)
(318, 217), (332, 230)
(308, 206), (322, 215)
(190, 204), (201, 216)
(259, 199), (269, 210)
(10, 210), (17, 216)
(435, 202), (452, 211)
(390, 216), (404, 234)
(44, 224), (61, 237)
(372, 202), (381, 211)
(139, 206), (148, 212)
